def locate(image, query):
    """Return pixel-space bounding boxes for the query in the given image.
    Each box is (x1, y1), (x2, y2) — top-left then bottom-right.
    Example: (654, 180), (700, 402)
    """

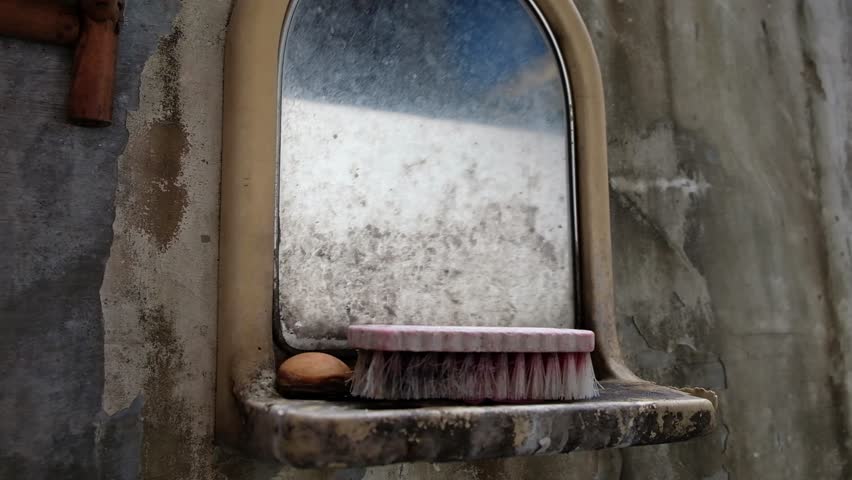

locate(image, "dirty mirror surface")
(277, 0), (574, 350)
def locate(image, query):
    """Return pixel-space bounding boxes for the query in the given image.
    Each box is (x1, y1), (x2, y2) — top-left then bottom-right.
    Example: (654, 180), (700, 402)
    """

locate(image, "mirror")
(277, 0), (575, 350)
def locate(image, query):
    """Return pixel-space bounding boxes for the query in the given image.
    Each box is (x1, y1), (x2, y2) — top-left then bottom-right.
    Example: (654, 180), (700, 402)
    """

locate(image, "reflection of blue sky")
(281, 0), (565, 130)
(445, 0), (550, 93)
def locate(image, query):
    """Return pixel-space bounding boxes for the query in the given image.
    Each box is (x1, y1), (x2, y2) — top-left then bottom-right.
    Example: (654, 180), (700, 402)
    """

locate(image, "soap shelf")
(237, 372), (717, 468)
(218, 1), (720, 464)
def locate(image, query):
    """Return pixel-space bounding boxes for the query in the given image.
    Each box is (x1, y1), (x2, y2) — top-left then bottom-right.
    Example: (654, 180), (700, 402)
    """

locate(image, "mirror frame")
(217, 0), (635, 443)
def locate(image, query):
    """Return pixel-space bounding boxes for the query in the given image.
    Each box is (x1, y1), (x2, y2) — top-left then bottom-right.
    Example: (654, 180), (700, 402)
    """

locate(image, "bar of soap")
(277, 352), (352, 396)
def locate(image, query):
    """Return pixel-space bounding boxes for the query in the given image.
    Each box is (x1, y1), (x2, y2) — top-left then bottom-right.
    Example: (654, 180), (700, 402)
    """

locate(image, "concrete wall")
(1, 0), (849, 479)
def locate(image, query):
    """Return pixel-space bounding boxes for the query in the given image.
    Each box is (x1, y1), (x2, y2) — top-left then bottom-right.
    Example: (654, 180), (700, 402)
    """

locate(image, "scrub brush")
(348, 325), (598, 401)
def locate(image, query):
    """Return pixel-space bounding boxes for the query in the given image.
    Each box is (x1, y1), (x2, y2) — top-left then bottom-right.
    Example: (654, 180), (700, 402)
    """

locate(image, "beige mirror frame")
(217, 0), (714, 464)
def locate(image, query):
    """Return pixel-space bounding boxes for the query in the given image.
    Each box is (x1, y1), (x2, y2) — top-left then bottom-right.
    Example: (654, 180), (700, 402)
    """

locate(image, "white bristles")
(544, 353), (562, 398)
(561, 351), (577, 396)
(528, 353), (545, 400)
(474, 353), (495, 400)
(350, 350), (599, 401)
(510, 353), (527, 401)
(495, 353), (509, 400)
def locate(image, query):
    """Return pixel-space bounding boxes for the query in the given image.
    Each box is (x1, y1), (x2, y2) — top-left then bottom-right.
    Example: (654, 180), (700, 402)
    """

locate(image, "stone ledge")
(236, 373), (716, 468)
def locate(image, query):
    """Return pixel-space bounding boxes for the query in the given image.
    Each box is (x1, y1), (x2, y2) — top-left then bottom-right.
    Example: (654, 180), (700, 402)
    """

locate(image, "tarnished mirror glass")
(277, 0), (575, 350)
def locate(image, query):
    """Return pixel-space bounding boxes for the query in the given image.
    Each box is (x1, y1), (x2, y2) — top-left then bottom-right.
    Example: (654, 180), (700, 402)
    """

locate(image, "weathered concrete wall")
(1, 1), (182, 477)
(1, 0), (849, 479)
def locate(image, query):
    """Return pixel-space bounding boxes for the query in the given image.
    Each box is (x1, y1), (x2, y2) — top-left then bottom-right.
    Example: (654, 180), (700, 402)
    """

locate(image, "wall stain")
(126, 28), (189, 251)
(139, 306), (199, 480)
(796, 2), (852, 477)
(796, 1), (827, 99)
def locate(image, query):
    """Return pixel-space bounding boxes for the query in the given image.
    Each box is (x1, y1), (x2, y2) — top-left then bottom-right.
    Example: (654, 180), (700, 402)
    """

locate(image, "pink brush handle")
(347, 325), (595, 353)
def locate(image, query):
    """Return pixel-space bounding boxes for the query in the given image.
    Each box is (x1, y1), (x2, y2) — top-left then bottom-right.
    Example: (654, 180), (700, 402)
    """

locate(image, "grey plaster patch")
(0, 0), (180, 477)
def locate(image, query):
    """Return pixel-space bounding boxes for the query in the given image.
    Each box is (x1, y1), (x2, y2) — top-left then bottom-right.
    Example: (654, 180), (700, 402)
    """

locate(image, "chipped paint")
(511, 416), (538, 453)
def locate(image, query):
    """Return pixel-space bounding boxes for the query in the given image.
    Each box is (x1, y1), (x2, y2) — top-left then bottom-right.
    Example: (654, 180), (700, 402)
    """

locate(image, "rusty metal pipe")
(68, 15), (119, 127)
(0, 0), (123, 127)
(0, 0), (80, 45)
(68, 0), (123, 127)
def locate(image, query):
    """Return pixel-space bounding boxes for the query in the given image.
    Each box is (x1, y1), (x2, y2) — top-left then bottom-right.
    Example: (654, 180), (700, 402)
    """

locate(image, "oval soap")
(277, 352), (352, 396)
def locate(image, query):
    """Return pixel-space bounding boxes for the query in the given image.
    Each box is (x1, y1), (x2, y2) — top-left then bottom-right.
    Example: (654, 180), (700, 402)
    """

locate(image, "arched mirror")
(276, 0), (578, 351)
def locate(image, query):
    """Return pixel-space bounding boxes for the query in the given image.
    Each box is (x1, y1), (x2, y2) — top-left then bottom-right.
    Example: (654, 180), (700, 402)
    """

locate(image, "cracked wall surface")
(1, 0), (850, 479)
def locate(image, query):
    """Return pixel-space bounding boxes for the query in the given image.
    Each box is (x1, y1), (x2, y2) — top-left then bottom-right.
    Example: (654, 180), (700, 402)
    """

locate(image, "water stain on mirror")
(277, 0), (574, 350)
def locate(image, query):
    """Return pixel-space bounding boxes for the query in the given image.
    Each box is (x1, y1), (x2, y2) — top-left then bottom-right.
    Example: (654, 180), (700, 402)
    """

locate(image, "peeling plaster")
(99, 2), (231, 479)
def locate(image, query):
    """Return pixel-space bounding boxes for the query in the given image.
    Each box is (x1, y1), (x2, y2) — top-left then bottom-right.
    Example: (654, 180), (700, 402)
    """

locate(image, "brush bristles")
(351, 351), (598, 401)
